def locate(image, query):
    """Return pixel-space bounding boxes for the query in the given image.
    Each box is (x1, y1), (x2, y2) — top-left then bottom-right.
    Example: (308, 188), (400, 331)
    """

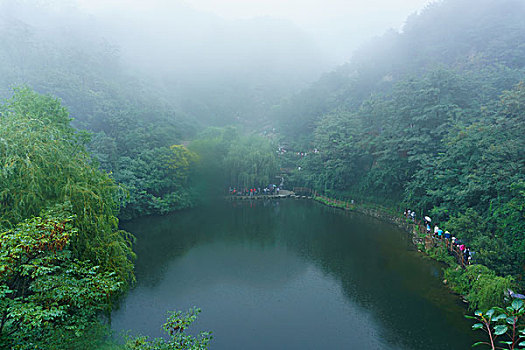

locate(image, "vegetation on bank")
(313, 195), (353, 210)
(0, 88), (213, 349)
(426, 245), (514, 311)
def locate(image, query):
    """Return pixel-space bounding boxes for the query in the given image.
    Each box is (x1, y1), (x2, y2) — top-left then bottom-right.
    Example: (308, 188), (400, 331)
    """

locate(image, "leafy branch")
(466, 300), (525, 349)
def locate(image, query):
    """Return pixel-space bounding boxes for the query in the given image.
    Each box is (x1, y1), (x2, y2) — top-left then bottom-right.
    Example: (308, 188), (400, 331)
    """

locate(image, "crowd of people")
(276, 146), (320, 156)
(404, 209), (473, 266)
(229, 184), (280, 197)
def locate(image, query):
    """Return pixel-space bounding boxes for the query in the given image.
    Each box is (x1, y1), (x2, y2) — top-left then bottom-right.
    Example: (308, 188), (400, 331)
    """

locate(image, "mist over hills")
(0, 0), (329, 126)
(276, 0), (525, 136)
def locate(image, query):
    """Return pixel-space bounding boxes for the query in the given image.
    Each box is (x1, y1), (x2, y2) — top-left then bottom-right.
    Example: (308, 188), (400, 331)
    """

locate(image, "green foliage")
(426, 246), (457, 266)
(313, 195), (353, 210)
(445, 264), (514, 311)
(125, 308), (212, 350)
(467, 268), (514, 312)
(90, 124), (197, 219)
(466, 299), (525, 349)
(278, 19), (525, 280)
(223, 135), (278, 189)
(490, 181), (525, 277)
(116, 145), (198, 219)
(0, 87), (82, 226)
(0, 88), (135, 284)
(169, 145), (199, 182)
(446, 209), (487, 246)
(0, 207), (122, 349)
(310, 111), (369, 192)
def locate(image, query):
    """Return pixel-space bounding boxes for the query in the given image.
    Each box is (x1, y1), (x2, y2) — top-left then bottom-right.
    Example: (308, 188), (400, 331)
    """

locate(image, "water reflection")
(113, 199), (475, 349)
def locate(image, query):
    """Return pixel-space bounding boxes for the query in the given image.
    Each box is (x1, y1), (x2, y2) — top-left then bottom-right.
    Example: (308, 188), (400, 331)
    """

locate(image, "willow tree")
(224, 135), (278, 189)
(0, 87), (134, 285)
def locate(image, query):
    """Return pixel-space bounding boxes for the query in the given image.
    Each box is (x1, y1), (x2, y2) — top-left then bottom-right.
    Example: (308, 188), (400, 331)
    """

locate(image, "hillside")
(277, 0), (525, 283)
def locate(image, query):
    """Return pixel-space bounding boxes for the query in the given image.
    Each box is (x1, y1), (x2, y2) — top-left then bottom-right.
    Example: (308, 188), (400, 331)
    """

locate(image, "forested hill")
(277, 0), (525, 136)
(0, 10), (201, 218)
(0, 13), (194, 133)
(278, 0), (524, 283)
(0, 1), (329, 219)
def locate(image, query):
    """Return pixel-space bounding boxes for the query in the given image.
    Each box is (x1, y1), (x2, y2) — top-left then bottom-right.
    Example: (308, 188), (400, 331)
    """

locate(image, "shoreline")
(300, 193), (518, 311)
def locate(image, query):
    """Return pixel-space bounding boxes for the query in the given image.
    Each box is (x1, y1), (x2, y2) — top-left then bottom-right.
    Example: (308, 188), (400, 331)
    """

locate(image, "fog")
(0, 0), (433, 125)
(1, 0), (433, 76)
(72, 0), (433, 66)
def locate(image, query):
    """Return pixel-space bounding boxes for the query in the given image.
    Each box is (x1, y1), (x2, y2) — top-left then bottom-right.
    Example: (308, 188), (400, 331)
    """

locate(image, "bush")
(445, 264), (514, 311)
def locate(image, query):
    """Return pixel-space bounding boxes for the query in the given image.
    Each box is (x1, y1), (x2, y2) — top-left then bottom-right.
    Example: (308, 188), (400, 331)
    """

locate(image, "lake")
(112, 199), (476, 349)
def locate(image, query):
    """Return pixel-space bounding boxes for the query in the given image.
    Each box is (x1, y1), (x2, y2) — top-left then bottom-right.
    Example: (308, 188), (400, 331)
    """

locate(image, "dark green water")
(113, 199), (476, 349)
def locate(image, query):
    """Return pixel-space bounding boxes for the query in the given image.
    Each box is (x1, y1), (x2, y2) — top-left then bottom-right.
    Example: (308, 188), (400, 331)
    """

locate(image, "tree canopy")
(276, 0), (525, 283)
(0, 88), (135, 348)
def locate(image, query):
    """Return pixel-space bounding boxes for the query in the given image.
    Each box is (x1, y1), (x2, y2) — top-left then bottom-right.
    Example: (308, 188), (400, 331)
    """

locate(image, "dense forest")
(1, 0), (524, 348)
(277, 0), (525, 286)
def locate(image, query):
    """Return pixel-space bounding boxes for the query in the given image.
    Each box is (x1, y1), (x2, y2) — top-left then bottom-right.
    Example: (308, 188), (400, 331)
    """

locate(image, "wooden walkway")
(412, 220), (469, 268)
(227, 190), (295, 200)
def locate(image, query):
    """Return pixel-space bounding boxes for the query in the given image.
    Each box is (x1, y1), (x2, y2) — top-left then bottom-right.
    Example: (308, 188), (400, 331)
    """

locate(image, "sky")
(75, 0), (435, 65)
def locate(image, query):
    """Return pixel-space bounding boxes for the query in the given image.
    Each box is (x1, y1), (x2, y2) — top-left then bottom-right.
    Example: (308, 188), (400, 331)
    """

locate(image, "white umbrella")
(424, 216), (431, 222)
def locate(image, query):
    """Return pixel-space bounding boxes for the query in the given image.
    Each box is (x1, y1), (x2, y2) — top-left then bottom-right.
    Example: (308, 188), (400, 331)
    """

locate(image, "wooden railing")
(415, 220), (468, 268)
(292, 187), (314, 195)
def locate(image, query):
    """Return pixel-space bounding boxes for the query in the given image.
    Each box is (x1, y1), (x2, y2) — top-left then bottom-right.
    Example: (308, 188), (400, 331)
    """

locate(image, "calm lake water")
(112, 199), (476, 349)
